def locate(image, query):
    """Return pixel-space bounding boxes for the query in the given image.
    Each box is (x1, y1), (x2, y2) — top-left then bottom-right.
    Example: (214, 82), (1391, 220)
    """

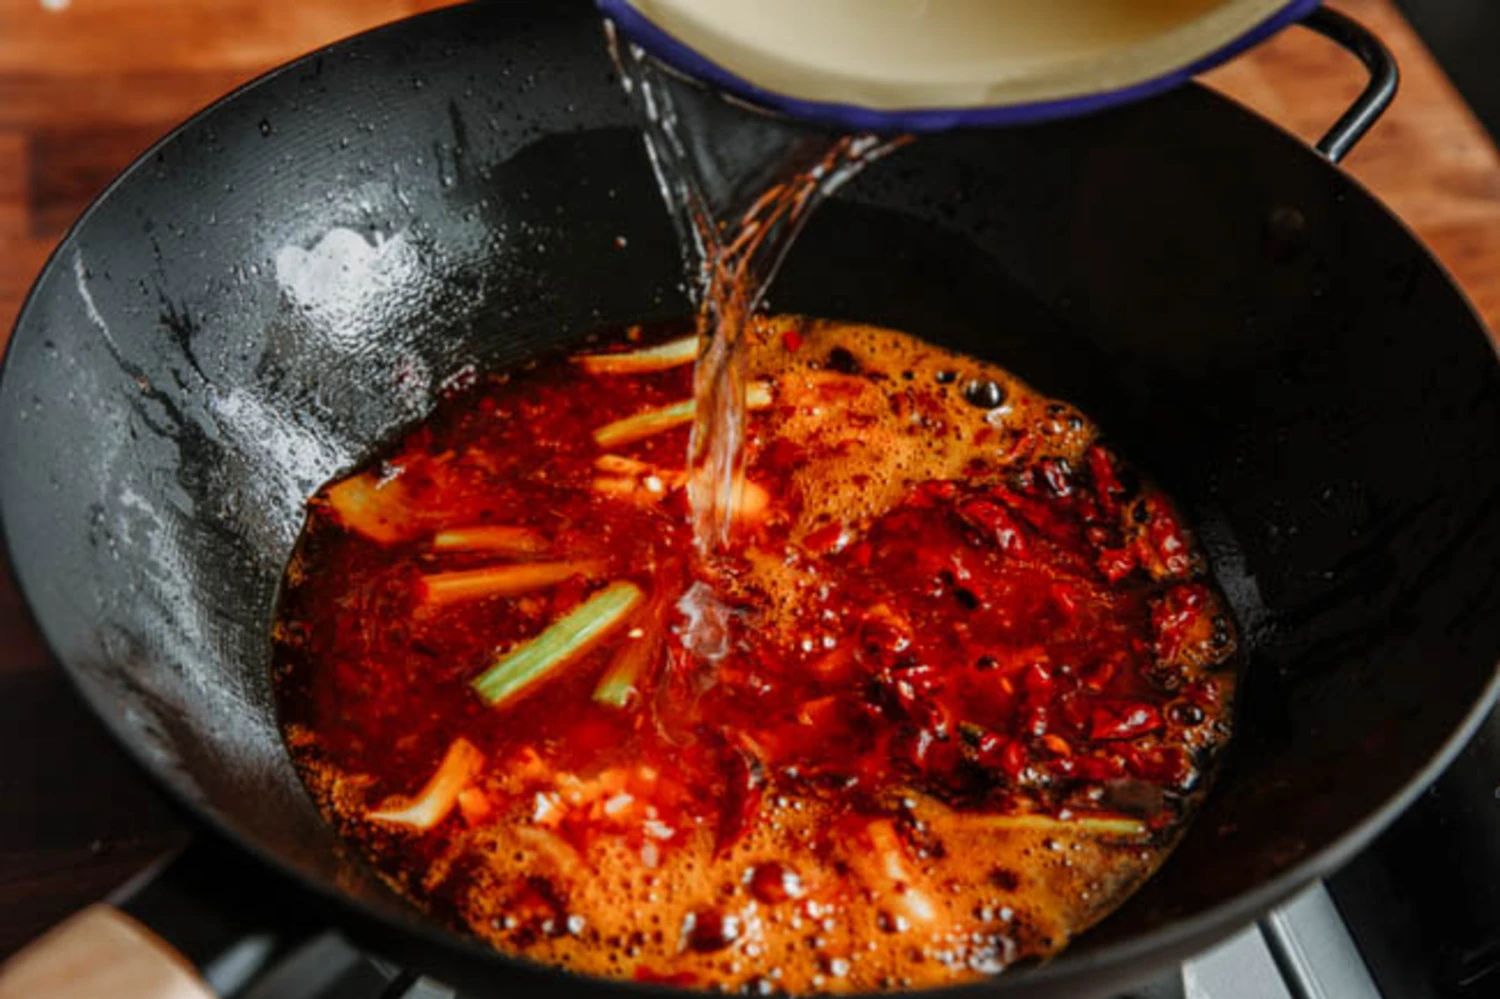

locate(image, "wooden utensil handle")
(0, 904), (216, 999)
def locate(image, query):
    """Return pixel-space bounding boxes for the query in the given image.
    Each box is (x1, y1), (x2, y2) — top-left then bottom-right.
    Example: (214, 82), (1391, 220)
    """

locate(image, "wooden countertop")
(2, 0), (1497, 961)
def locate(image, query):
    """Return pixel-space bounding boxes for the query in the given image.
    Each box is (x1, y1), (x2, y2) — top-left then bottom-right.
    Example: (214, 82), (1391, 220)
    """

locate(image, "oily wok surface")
(1, 2), (1497, 996)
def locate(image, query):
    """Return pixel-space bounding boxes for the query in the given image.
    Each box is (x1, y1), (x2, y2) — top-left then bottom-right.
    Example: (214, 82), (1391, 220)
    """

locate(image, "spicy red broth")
(273, 316), (1237, 992)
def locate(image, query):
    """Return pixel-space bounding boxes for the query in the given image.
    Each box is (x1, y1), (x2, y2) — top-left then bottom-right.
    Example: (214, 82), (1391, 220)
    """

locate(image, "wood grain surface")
(1, 0), (1497, 962)
(0, 905), (214, 999)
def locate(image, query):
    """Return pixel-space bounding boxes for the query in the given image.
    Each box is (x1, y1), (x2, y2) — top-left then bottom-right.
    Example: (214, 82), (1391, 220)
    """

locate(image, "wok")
(0, 2), (1497, 998)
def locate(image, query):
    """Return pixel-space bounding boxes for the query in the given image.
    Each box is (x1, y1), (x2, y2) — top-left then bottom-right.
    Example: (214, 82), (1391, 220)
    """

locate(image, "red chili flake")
(782, 328), (804, 352)
(909, 480), (957, 508)
(1002, 738), (1029, 780)
(1096, 546), (1137, 582)
(895, 662), (944, 697)
(807, 646), (855, 682)
(955, 498), (1030, 557)
(923, 735), (965, 776)
(972, 731), (1006, 765)
(849, 541), (874, 567)
(1087, 445), (1126, 515)
(1152, 583), (1212, 661)
(796, 695), (846, 729)
(1088, 702), (1164, 742)
(999, 430), (1037, 464)
(1037, 458), (1074, 498)
(891, 674), (951, 736)
(1140, 496), (1193, 577)
(858, 615), (913, 666)
(974, 733), (1028, 782)
(1055, 692), (1089, 730)
(1051, 582), (1080, 617)
(1065, 754), (1127, 782)
(897, 726), (938, 770)
(1074, 492), (1106, 525)
(989, 485), (1076, 542)
(1041, 734), (1072, 757)
(1124, 745), (1195, 788)
(1080, 657), (1119, 693)
(1021, 661), (1055, 699)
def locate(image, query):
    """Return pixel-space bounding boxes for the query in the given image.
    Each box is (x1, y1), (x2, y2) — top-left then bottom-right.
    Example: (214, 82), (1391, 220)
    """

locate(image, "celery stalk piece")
(594, 454), (686, 486)
(472, 581), (645, 706)
(593, 616), (663, 708)
(430, 525), (546, 555)
(323, 470), (414, 543)
(592, 382), (773, 448)
(592, 399), (695, 448)
(594, 454), (657, 476)
(420, 560), (603, 606)
(576, 334), (701, 374)
(367, 737), (484, 830)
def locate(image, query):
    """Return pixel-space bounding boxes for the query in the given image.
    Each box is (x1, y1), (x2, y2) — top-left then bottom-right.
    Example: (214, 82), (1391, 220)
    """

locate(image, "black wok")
(0, 3), (1497, 998)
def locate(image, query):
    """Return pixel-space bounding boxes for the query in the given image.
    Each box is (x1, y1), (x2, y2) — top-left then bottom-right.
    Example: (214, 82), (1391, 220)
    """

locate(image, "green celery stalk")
(576, 334), (701, 374)
(472, 581), (644, 706)
(593, 621), (662, 709)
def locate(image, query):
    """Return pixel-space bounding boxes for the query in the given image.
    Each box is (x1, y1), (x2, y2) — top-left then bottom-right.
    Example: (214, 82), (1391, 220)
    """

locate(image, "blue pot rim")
(596, 0), (1322, 132)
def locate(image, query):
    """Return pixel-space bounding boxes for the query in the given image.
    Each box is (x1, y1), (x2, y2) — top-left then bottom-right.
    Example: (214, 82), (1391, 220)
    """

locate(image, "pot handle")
(0, 839), (321, 999)
(1299, 6), (1399, 163)
(0, 904), (213, 999)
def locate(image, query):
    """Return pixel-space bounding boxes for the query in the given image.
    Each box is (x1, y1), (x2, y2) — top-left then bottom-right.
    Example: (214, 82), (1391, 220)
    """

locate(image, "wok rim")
(2, 3), (1498, 995)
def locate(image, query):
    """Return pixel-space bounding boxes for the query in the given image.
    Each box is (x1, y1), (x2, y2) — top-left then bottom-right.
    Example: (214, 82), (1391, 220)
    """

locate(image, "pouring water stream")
(606, 23), (907, 658)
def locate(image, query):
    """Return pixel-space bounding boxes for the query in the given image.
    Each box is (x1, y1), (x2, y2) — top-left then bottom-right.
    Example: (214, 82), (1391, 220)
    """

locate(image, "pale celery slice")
(594, 453), (657, 476)
(367, 738), (484, 830)
(472, 581), (644, 706)
(576, 334), (701, 374)
(430, 525), (546, 555)
(323, 470), (413, 544)
(420, 560), (602, 606)
(592, 382), (773, 448)
(593, 619), (662, 708)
